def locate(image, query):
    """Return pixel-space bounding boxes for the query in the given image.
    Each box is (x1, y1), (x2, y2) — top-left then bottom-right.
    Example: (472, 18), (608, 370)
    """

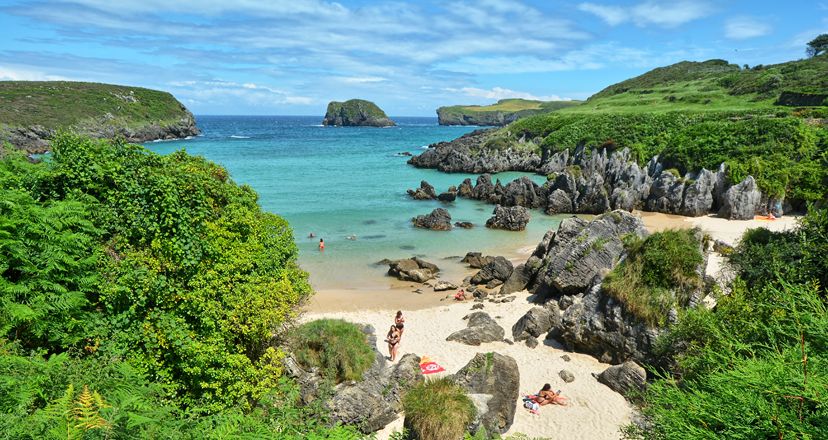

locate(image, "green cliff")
(0, 81), (199, 152)
(437, 98), (580, 126)
(322, 99), (395, 127)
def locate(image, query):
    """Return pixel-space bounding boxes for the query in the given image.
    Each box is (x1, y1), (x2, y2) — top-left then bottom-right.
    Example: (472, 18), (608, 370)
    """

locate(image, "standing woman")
(318, 238), (325, 251)
(386, 324), (401, 362)
(395, 310), (405, 339)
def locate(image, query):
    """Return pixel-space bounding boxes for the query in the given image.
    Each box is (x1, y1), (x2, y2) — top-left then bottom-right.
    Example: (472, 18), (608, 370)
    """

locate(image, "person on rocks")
(534, 384), (567, 406)
(385, 324), (403, 362)
(453, 288), (467, 301)
(394, 311), (405, 339)
(318, 238), (325, 251)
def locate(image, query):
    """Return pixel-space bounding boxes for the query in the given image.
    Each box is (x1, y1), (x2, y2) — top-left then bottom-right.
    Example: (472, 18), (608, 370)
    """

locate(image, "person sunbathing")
(534, 384), (567, 406)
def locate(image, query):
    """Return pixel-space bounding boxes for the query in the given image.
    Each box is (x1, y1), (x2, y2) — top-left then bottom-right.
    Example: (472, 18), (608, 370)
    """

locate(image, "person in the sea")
(534, 384), (567, 406)
(395, 311), (405, 339)
(385, 324), (402, 361)
(308, 232), (316, 238)
(318, 238), (325, 251)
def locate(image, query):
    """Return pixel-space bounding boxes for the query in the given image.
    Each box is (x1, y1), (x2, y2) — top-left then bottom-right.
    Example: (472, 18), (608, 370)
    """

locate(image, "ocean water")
(146, 116), (564, 289)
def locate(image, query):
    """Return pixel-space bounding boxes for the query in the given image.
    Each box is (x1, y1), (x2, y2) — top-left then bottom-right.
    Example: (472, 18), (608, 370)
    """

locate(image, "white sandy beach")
(304, 294), (634, 440)
(303, 210), (803, 439)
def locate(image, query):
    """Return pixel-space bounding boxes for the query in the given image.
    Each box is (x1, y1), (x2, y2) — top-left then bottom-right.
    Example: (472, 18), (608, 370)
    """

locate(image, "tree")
(806, 33), (828, 57)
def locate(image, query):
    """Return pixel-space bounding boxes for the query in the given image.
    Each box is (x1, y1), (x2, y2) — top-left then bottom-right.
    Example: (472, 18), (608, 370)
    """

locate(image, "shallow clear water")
(146, 116), (563, 289)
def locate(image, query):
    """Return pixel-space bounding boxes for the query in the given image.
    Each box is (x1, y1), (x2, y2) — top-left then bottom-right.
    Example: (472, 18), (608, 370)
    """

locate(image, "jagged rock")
(437, 191), (456, 202)
(455, 221), (474, 228)
(462, 252), (494, 269)
(485, 205), (530, 231)
(407, 180), (437, 200)
(645, 171), (685, 214)
(289, 325), (423, 434)
(512, 307), (553, 341)
(470, 256), (514, 285)
(546, 188), (574, 214)
(446, 312), (505, 346)
(472, 303), (484, 310)
(408, 129), (541, 173)
(458, 178), (474, 197)
(433, 280), (458, 292)
(412, 208), (452, 230)
(500, 263), (530, 295)
(719, 176), (762, 220)
(597, 361), (647, 397)
(680, 169), (715, 217)
(525, 210), (647, 297)
(558, 370), (575, 383)
(387, 258), (440, 282)
(453, 353), (520, 435)
(502, 176), (545, 208)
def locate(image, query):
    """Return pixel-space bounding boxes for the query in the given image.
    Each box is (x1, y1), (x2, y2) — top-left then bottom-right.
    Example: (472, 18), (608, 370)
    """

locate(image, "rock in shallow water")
(485, 205), (530, 231)
(412, 208), (452, 230)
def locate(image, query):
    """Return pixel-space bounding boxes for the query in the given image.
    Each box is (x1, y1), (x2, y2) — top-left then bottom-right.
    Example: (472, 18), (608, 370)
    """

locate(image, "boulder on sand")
(461, 252), (494, 269)
(412, 208), (452, 230)
(446, 312), (505, 346)
(387, 257), (440, 282)
(470, 256), (513, 285)
(485, 205), (530, 231)
(511, 306), (554, 341)
(596, 361), (647, 398)
(453, 352), (520, 435)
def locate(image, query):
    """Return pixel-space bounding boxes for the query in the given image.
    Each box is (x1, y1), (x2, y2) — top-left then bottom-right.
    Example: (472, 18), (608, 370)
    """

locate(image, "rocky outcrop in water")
(412, 208), (452, 230)
(408, 129), (541, 173)
(407, 180), (437, 200)
(485, 205), (530, 231)
(452, 352), (520, 435)
(322, 99), (395, 127)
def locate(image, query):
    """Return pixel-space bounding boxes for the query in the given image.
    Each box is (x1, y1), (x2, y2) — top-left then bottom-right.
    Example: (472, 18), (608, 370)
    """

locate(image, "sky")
(1, 0), (826, 116)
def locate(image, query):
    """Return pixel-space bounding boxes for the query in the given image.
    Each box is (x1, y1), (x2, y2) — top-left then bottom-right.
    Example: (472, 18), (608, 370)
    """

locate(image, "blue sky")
(1, 0), (826, 116)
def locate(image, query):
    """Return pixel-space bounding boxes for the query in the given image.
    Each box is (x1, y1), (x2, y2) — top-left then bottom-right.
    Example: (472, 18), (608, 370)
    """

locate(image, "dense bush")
(402, 378), (476, 440)
(291, 319), (375, 384)
(603, 229), (704, 326)
(0, 136), (357, 437)
(629, 207), (828, 439)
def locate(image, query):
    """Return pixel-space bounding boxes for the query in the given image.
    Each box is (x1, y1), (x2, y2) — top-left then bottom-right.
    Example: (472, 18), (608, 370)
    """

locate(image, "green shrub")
(403, 378), (476, 440)
(291, 319), (375, 384)
(603, 229), (704, 326)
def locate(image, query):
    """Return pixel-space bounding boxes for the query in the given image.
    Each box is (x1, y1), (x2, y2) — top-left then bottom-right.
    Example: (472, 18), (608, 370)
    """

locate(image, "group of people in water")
(310, 232), (358, 251)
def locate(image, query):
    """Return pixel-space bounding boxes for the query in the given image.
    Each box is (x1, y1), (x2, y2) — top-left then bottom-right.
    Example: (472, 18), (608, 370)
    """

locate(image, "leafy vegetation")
(0, 135), (361, 438)
(0, 81), (191, 130)
(291, 319), (375, 384)
(438, 98), (581, 125)
(603, 229), (704, 326)
(627, 207), (828, 439)
(402, 378), (477, 440)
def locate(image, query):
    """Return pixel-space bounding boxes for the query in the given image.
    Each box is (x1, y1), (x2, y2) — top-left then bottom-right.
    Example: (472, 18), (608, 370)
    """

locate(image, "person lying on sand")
(454, 289), (467, 301)
(534, 384), (567, 406)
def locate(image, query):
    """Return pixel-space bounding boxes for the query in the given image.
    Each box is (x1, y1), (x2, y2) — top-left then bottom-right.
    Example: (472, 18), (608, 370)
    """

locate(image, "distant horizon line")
(194, 114), (438, 118)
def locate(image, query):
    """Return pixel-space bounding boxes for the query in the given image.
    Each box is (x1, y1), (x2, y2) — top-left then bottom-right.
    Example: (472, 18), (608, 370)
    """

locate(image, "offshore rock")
(322, 99), (395, 127)
(412, 208), (452, 230)
(485, 205), (530, 231)
(407, 180), (437, 200)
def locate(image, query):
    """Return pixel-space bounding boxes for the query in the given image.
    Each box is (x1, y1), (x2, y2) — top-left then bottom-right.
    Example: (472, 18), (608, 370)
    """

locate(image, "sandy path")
(303, 294), (633, 440)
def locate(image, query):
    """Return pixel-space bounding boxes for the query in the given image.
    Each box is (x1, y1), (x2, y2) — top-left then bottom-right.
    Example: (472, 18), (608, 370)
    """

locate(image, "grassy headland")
(437, 98), (581, 126)
(0, 81), (198, 152)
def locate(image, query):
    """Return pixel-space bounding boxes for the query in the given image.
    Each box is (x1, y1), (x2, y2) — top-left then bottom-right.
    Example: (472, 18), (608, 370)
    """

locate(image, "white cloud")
(339, 76), (387, 84)
(167, 79), (314, 107)
(446, 86), (571, 102)
(579, 1), (711, 28)
(725, 17), (772, 40)
(0, 65), (69, 81)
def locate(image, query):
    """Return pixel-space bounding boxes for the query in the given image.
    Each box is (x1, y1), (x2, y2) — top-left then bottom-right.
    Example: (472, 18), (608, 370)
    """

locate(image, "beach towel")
(419, 356), (446, 375)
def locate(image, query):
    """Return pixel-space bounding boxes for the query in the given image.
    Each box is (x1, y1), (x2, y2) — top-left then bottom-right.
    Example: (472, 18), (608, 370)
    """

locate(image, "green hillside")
(0, 81), (193, 129)
(482, 55), (828, 207)
(437, 98), (581, 125)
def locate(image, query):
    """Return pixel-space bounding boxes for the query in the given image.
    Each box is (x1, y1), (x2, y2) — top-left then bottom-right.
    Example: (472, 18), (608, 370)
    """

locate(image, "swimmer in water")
(319, 238), (325, 251)
(346, 234), (357, 240)
(309, 232), (316, 238)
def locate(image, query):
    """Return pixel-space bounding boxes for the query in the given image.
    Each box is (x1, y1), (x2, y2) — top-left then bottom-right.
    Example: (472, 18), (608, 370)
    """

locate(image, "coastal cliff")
(437, 99), (579, 126)
(0, 81), (199, 153)
(322, 99), (395, 127)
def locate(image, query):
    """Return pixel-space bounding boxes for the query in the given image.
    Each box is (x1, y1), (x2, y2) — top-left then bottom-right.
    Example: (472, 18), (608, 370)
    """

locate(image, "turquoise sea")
(146, 116), (564, 290)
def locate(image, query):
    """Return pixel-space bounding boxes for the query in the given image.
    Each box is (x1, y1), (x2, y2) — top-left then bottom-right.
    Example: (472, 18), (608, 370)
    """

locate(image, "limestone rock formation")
(387, 257), (440, 282)
(412, 208), (452, 230)
(322, 99), (395, 127)
(407, 180), (437, 200)
(596, 361), (647, 397)
(453, 352), (520, 435)
(446, 312), (505, 346)
(485, 205), (530, 231)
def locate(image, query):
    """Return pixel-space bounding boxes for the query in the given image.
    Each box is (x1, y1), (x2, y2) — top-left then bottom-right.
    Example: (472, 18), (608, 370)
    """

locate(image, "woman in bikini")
(394, 311), (405, 339)
(386, 324), (402, 362)
(535, 383), (567, 406)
